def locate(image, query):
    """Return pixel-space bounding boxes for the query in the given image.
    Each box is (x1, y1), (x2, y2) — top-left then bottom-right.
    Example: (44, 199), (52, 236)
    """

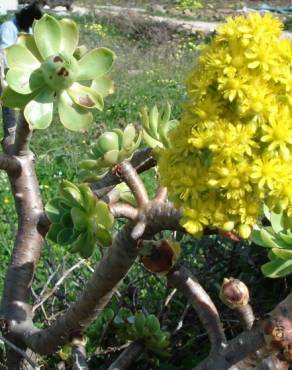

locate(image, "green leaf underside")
(45, 198), (67, 223)
(57, 228), (74, 245)
(67, 83), (103, 110)
(91, 75), (114, 98)
(77, 48), (115, 81)
(123, 124), (136, 150)
(47, 223), (63, 242)
(17, 34), (43, 62)
(272, 248), (292, 260)
(95, 201), (114, 229)
(1, 86), (39, 109)
(261, 259), (292, 278)
(24, 87), (54, 129)
(71, 207), (87, 231)
(96, 227), (112, 246)
(6, 44), (40, 69)
(6, 68), (44, 95)
(33, 14), (62, 59)
(58, 91), (93, 131)
(59, 18), (79, 56)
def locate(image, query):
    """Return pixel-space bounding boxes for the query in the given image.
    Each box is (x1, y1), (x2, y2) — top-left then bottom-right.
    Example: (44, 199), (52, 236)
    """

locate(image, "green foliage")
(79, 124), (141, 181)
(2, 14), (115, 131)
(131, 312), (170, 356)
(175, 0), (202, 11)
(46, 180), (113, 257)
(141, 102), (178, 149)
(251, 207), (292, 278)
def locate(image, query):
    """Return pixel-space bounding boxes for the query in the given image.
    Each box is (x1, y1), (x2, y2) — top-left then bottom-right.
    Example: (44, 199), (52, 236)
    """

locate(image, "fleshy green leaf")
(250, 229), (268, 248)
(95, 227), (112, 246)
(91, 75), (114, 98)
(270, 211), (284, 233)
(95, 201), (114, 229)
(67, 83), (103, 110)
(45, 198), (67, 223)
(47, 223), (64, 242)
(57, 228), (74, 245)
(279, 232), (292, 245)
(97, 132), (120, 153)
(6, 68), (44, 95)
(58, 91), (93, 132)
(59, 18), (79, 56)
(61, 212), (73, 228)
(122, 124), (136, 150)
(24, 87), (54, 129)
(272, 248), (292, 260)
(261, 259), (292, 278)
(71, 207), (87, 231)
(6, 44), (40, 69)
(33, 14), (62, 59)
(17, 34), (43, 61)
(77, 48), (115, 81)
(1, 86), (40, 109)
(135, 312), (146, 334)
(103, 150), (119, 165)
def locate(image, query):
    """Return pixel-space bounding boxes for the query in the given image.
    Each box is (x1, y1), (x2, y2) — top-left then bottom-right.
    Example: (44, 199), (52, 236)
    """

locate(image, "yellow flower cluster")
(84, 23), (107, 38)
(158, 13), (292, 238)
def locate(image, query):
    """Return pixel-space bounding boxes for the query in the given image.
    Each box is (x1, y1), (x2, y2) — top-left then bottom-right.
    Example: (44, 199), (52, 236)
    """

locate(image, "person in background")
(0, 2), (42, 49)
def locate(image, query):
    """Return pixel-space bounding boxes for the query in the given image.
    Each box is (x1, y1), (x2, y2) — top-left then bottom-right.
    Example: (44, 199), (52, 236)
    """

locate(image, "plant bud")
(238, 224), (252, 239)
(220, 278), (249, 309)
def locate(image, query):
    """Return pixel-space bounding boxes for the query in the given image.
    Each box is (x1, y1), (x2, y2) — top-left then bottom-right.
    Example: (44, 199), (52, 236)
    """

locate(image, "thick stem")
(194, 324), (264, 370)
(109, 203), (138, 220)
(0, 110), (44, 369)
(167, 266), (226, 352)
(153, 186), (167, 203)
(0, 154), (21, 172)
(23, 202), (182, 355)
(108, 342), (144, 370)
(2, 155), (44, 316)
(119, 161), (149, 208)
(237, 304), (255, 331)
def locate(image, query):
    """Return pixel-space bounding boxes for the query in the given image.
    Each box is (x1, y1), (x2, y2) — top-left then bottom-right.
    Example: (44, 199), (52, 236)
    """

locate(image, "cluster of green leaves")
(251, 207), (292, 278)
(131, 312), (170, 356)
(79, 124), (141, 181)
(141, 103), (178, 150)
(45, 180), (113, 257)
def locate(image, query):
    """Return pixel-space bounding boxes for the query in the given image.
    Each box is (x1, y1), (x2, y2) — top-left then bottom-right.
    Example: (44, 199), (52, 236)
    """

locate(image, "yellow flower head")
(158, 14), (292, 237)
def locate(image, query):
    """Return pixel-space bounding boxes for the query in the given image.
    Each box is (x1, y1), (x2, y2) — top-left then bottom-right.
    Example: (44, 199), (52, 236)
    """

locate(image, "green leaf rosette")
(141, 102), (178, 150)
(79, 124), (141, 181)
(251, 206), (292, 278)
(2, 15), (115, 131)
(45, 180), (114, 258)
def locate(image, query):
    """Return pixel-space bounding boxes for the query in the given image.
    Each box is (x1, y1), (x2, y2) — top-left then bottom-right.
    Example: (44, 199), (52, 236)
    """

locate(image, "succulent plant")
(131, 312), (170, 357)
(251, 206), (292, 278)
(45, 180), (114, 258)
(79, 124), (141, 181)
(141, 102), (178, 149)
(1, 15), (115, 131)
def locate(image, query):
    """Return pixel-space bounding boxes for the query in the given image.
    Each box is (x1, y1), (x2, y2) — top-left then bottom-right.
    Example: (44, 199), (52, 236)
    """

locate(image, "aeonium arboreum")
(1, 14), (115, 131)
